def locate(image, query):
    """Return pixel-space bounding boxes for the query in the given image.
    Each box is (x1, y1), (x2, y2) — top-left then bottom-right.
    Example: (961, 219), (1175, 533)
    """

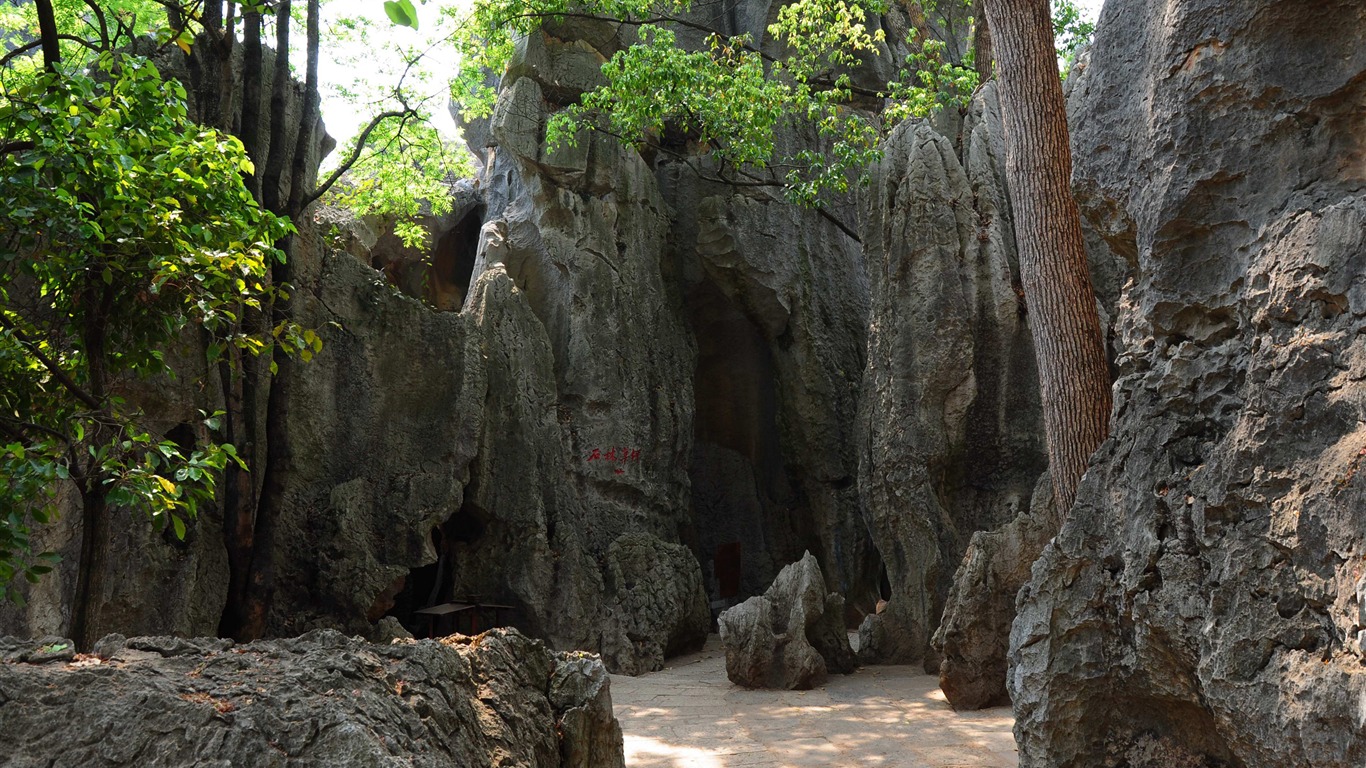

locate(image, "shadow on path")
(611, 635), (1017, 768)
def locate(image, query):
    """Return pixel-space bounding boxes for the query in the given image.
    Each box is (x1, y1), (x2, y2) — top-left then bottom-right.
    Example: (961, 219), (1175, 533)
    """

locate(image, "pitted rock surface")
(1009, 1), (1366, 766)
(0, 628), (624, 768)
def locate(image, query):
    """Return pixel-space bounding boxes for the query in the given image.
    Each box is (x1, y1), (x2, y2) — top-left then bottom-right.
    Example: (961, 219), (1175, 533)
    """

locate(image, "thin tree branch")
(0, 141), (36, 156)
(0, 35), (101, 69)
(80, 0), (110, 49)
(0, 418), (24, 442)
(0, 414), (73, 446)
(0, 318), (103, 411)
(303, 109), (412, 207)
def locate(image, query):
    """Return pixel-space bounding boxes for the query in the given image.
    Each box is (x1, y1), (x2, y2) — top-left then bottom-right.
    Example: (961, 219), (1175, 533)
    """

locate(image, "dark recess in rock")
(686, 276), (819, 610)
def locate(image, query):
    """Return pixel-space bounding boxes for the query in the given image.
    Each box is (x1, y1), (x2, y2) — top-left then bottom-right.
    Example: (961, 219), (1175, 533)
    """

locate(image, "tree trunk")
(216, 1), (238, 132)
(202, 0), (222, 36)
(68, 486), (107, 650)
(216, 349), (260, 639)
(286, 0), (321, 216)
(34, 0), (60, 70)
(979, 0), (1110, 511)
(972, 0), (993, 80)
(68, 277), (115, 649)
(261, 0), (292, 215)
(239, 7), (264, 199)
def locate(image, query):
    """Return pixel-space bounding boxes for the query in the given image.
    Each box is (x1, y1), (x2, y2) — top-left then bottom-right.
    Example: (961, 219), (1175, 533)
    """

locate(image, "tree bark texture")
(979, 0), (1110, 511)
(239, 7), (264, 200)
(286, 0), (321, 216)
(34, 0), (60, 70)
(972, 0), (993, 80)
(68, 489), (107, 649)
(261, 0), (292, 215)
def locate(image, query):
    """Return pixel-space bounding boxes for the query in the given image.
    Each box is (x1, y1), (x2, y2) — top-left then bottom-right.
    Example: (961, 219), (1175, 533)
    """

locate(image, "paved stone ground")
(611, 636), (1017, 768)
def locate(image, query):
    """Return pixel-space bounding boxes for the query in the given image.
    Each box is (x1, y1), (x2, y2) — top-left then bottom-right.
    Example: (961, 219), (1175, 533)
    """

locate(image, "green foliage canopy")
(444, 0), (1092, 205)
(318, 5), (474, 248)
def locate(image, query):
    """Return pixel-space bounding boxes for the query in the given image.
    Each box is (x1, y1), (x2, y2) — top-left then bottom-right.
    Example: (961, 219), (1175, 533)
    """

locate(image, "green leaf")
(171, 514), (186, 540)
(383, 0), (418, 30)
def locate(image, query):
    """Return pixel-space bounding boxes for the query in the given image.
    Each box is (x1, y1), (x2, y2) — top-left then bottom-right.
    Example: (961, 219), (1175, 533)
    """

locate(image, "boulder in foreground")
(0, 627), (624, 768)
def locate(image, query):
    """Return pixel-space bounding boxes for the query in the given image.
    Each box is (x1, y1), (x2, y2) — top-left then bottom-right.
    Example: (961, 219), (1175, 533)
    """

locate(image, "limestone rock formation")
(926, 53), (1129, 708)
(1009, 1), (1366, 766)
(446, 27), (710, 674)
(856, 90), (1047, 667)
(0, 627), (624, 767)
(439, 14), (883, 673)
(0, 0), (1043, 686)
(262, 242), (486, 638)
(718, 552), (855, 689)
(598, 533), (713, 676)
(335, 181), (486, 312)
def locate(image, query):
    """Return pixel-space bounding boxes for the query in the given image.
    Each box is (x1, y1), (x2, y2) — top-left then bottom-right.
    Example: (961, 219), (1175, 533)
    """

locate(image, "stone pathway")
(611, 637), (1017, 768)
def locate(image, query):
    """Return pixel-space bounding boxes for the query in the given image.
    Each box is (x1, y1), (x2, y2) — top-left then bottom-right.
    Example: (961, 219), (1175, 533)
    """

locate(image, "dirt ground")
(611, 636), (1017, 768)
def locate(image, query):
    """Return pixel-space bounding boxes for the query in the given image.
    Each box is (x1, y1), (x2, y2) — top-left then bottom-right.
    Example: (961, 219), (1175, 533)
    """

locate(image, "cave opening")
(425, 204), (485, 311)
(365, 203), (485, 312)
(685, 277), (820, 615)
(385, 525), (449, 637)
(385, 502), (503, 638)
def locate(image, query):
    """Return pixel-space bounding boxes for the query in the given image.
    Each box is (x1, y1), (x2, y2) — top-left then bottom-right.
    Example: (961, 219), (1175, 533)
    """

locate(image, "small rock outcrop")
(933, 474), (1056, 709)
(1009, 1), (1366, 766)
(0, 628), (624, 767)
(718, 552), (855, 689)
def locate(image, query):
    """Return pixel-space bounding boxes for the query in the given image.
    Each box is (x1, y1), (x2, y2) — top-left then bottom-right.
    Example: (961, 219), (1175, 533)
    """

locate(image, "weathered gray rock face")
(447, 30), (710, 674)
(597, 533), (713, 675)
(0, 627), (624, 767)
(1010, 2), (1366, 766)
(933, 474), (1055, 709)
(443, 11), (891, 671)
(856, 91), (1048, 668)
(261, 240), (485, 638)
(718, 552), (855, 689)
(341, 181), (486, 312)
(930, 63), (1128, 708)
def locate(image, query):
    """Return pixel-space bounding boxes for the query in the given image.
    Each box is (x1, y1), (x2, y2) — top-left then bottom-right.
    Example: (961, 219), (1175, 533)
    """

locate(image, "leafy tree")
(0, 0), (342, 647)
(0, 48), (312, 639)
(315, 7), (474, 248)
(1052, 0), (1095, 78)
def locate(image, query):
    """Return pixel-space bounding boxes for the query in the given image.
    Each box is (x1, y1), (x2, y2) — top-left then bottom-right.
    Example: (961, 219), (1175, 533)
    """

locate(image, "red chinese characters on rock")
(586, 447), (642, 474)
